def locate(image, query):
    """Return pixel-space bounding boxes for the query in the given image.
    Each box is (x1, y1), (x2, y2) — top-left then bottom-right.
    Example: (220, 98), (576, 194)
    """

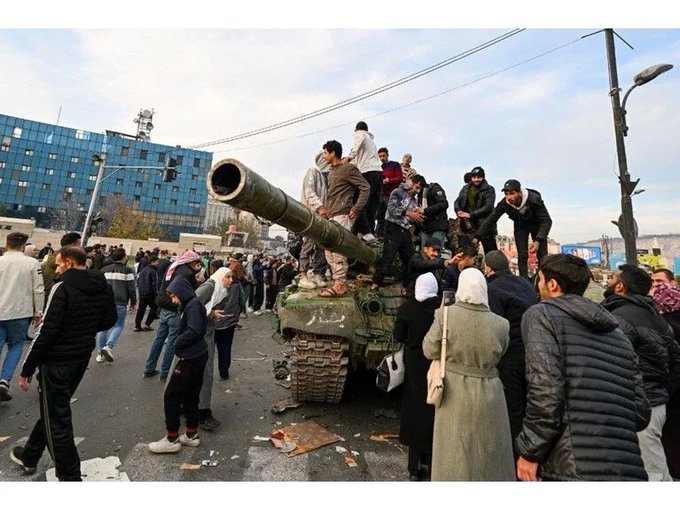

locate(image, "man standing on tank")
(319, 140), (369, 298)
(454, 166), (498, 254)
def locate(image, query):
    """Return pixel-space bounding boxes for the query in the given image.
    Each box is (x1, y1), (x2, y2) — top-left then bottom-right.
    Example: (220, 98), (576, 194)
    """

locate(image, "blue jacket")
(136, 265), (158, 297)
(167, 276), (208, 360)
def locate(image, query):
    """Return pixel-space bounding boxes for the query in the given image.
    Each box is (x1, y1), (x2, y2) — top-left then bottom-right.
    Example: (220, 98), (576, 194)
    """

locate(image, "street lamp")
(604, 29), (673, 265)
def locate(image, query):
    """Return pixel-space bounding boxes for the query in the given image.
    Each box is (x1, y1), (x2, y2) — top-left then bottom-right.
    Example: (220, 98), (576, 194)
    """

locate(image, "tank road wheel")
(290, 333), (349, 404)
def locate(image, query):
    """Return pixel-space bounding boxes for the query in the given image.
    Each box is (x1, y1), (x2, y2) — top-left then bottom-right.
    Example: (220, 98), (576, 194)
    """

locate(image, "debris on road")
(180, 463), (201, 470)
(273, 360), (290, 380)
(270, 420), (341, 457)
(256, 351), (267, 357)
(343, 452), (358, 468)
(209, 450), (215, 457)
(353, 433), (361, 437)
(201, 460), (219, 467)
(70, 398), (78, 404)
(233, 356), (267, 361)
(369, 434), (400, 442)
(335, 446), (348, 454)
(252, 435), (271, 442)
(231, 455), (240, 460)
(271, 398), (301, 414)
(373, 408), (398, 419)
(224, 389), (234, 394)
(0, 436), (10, 443)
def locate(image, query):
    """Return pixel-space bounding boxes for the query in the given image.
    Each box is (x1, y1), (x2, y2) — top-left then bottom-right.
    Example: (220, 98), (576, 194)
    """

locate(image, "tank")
(208, 158), (405, 403)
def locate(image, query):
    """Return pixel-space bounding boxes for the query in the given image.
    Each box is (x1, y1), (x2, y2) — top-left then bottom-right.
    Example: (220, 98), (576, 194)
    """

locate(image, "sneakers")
(10, 446), (36, 474)
(159, 373), (168, 382)
(253, 310), (262, 316)
(101, 346), (114, 362)
(361, 233), (378, 244)
(311, 274), (327, 288)
(298, 275), (316, 290)
(247, 307), (254, 313)
(95, 354), (105, 363)
(199, 415), (221, 431)
(142, 326), (154, 331)
(0, 380), (12, 401)
(143, 369), (160, 378)
(134, 327), (144, 332)
(148, 436), (181, 454)
(179, 433), (200, 447)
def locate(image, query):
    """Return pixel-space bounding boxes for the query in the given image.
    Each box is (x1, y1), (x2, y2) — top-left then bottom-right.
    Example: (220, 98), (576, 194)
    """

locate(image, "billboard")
(561, 245), (602, 265)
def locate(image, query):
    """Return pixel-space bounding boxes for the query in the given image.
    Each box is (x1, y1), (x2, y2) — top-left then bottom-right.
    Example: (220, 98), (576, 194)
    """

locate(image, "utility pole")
(82, 152), (107, 245)
(604, 28), (638, 266)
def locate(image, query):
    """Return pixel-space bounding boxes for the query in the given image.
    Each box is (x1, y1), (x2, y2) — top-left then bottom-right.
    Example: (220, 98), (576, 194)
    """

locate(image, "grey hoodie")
(300, 151), (329, 212)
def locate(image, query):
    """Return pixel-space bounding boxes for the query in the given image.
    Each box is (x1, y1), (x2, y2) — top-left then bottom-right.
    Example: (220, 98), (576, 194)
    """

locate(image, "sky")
(2, 2), (679, 244)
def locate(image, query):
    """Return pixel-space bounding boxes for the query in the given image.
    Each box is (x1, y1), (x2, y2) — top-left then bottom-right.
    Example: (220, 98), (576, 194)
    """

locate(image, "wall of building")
(0, 113), (213, 240)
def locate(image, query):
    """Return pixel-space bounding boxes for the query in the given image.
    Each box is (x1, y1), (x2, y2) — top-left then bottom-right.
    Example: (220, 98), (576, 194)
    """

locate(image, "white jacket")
(0, 251), (45, 321)
(347, 130), (382, 174)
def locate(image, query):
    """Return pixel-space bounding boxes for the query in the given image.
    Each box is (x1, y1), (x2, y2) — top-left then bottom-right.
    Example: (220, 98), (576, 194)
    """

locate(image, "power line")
(213, 35), (585, 155)
(190, 29), (525, 149)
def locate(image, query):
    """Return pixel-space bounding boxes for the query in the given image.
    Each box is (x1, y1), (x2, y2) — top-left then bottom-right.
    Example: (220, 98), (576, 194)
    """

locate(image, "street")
(0, 312), (409, 482)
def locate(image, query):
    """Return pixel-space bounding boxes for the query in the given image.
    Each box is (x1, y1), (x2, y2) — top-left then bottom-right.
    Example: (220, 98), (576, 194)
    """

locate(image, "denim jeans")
(96, 305), (128, 350)
(0, 317), (30, 381)
(144, 309), (181, 376)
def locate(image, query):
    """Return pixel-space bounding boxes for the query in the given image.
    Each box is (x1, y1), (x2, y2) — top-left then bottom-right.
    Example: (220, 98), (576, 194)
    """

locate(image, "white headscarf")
(205, 267), (232, 316)
(455, 268), (488, 306)
(415, 272), (438, 302)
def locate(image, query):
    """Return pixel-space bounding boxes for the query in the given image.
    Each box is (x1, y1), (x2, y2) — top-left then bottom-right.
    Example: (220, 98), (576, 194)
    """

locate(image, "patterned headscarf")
(165, 250), (200, 281)
(652, 282), (680, 315)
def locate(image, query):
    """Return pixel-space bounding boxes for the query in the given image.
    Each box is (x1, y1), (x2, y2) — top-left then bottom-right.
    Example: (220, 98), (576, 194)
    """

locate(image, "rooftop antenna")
(56, 106), (62, 126)
(133, 108), (155, 141)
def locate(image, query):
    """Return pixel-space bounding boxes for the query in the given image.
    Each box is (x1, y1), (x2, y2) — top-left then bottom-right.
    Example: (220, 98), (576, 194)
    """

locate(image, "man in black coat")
(11, 247), (117, 480)
(441, 246), (477, 294)
(603, 264), (680, 481)
(405, 237), (455, 295)
(484, 250), (538, 449)
(516, 254), (650, 481)
(475, 179), (552, 278)
(454, 166), (497, 254)
(412, 174), (449, 250)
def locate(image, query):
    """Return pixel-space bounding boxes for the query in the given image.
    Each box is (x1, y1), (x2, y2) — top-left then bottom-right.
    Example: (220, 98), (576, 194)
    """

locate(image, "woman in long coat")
(423, 267), (514, 480)
(394, 272), (440, 481)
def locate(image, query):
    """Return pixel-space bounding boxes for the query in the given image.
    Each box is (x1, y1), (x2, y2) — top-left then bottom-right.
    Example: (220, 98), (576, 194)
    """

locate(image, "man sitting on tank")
(319, 140), (370, 298)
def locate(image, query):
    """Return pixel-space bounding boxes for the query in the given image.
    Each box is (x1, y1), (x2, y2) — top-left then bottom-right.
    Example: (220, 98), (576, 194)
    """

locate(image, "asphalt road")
(0, 311), (410, 482)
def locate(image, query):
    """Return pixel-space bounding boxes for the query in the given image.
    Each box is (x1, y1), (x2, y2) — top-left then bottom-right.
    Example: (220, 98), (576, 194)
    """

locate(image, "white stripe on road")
(46, 455), (130, 482)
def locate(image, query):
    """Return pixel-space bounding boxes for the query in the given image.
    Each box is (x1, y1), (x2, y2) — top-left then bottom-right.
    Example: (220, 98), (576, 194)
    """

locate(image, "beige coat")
(423, 301), (514, 481)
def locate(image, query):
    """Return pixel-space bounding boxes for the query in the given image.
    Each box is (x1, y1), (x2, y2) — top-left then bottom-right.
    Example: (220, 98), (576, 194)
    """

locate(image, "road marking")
(118, 442), (197, 481)
(46, 456), (130, 482)
(242, 446), (309, 481)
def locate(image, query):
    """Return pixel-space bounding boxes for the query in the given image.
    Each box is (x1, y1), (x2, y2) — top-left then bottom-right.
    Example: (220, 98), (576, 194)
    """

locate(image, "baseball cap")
(470, 166), (485, 178)
(502, 179), (522, 192)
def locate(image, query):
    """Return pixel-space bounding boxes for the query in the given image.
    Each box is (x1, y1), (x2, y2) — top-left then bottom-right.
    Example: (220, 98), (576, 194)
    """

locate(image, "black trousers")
(480, 236), (498, 254)
(253, 280), (264, 311)
(375, 195), (388, 238)
(135, 295), (158, 328)
(373, 222), (415, 286)
(408, 448), (432, 477)
(497, 349), (526, 452)
(514, 224), (548, 278)
(353, 170), (383, 236)
(23, 361), (89, 481)
(215, 326), (236, 378)
(164, 352), (209, 433)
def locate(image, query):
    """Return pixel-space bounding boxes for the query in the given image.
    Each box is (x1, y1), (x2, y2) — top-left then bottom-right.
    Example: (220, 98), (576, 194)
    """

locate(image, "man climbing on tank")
(319, 140), (370, 298)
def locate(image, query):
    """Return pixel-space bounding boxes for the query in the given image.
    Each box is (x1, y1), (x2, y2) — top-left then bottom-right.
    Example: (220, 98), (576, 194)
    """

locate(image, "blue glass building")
(0, 113), (212, 239)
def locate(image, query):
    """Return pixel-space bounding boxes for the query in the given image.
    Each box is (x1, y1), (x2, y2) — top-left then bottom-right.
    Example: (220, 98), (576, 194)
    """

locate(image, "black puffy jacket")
(405, 251), (445, 294)
(476, 189), (552, 241)
(167, 276), (208, 360)
(416, 182), (449, 233)
(603, 293), (680, 407)
(21, 269), (117, 378)
(516, 295), (650, 481)
(453, 180), (497, 234)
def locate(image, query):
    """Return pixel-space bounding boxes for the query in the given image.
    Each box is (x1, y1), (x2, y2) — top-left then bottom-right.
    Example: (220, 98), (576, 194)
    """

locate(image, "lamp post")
(604, 28), (673, 265)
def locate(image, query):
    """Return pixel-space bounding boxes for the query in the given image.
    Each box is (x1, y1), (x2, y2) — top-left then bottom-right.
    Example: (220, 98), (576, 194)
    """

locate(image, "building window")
(176, 155), (183, 165)
(0, 177), (2, 184)
(12, 127), (22, 138)
(48, 152), (57, 160)
(172, 186), (179, 192)
(89, 175), (97, 181)
(18, 181), (28, 187)
(190, 188), (196, 194)
(75, 129), (89, 140)
(135, 181), (142, 188)
(189, 201), (199, 208)
(170, 199), (177, 205)
(191, 174), (198, 181)
(65, 186), (73, 193)
(71, 156), (79, 163)
(152, 197), (159, 204)
(12, 170), (20, 179)
(116, 178), (124, 185)
(133, 195), (141, 202)
(25, 149), (34, 156)
(68, 172), (76, 178)
(38, 206), (46, 213)
(154, 183), (161, 190)
(78, 203), (85, 210)
(13, 204), (22, 211)
(41, 183), (51, 190)
(0, 145), (8, 152)
(22, 165), (31, 172)
(158, 152), (166, 163)
(45, 168), (54, 175)
(121, 147), (129, 156)
(114, 192), (122, 199)
(193, 158), (200, 168)
(0, 162), (5, 169)
(140, 149), (148, 160)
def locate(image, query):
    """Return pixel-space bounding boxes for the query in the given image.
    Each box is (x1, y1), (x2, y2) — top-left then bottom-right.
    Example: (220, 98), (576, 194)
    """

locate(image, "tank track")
(290, 333), (349, 404)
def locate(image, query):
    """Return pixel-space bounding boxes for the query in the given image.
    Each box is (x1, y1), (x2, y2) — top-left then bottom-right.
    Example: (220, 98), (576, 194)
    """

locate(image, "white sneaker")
(95, 354), (105, 363)
(361, 233), (377, 243)
(298, 276), (317, 290)
(101, 346), (114, 362)
(247, 307), (254, 313)
(311, 274), (327, 288)
(179, 433), (200, 447)
(254, 310), (262, 316)
(148, 436), (181, 454)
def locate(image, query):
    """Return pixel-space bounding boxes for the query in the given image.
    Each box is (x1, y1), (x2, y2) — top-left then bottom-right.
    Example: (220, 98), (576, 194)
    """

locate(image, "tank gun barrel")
(207, 158), (378, 265)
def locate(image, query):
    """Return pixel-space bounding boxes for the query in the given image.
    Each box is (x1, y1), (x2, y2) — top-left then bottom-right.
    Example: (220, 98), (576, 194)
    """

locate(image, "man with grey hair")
(401, 153), (417, 181)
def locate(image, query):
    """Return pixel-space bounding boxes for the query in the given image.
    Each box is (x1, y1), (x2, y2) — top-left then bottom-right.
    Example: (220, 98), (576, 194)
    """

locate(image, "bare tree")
(47, 197), (85, 232)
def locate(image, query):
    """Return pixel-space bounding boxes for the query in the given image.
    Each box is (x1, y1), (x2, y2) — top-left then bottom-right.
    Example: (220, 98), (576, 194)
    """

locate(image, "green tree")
(105, 199), (164, 240)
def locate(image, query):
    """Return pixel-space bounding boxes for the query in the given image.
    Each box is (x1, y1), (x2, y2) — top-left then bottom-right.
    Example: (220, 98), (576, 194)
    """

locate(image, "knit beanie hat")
(484, 250), (509, 272)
